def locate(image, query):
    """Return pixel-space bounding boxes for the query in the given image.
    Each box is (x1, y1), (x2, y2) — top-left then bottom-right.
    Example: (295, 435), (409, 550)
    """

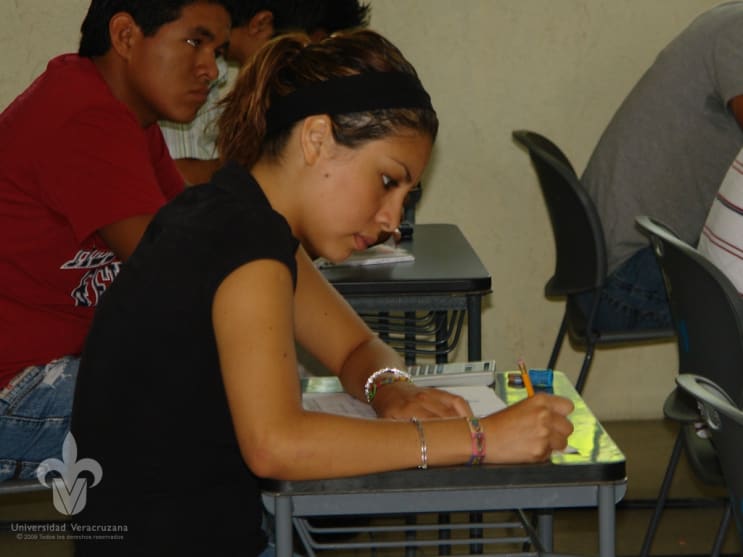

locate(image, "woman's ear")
(299, 115), (334, 166)
(108, 12), (140, 60)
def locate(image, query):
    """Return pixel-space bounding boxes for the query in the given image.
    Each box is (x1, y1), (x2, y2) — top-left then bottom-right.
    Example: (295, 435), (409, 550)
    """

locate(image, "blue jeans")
(575, 247), (672, 331)
(0, 355), (79, 481)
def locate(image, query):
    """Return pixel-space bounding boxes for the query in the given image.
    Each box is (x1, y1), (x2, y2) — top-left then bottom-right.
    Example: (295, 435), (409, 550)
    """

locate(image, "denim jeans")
(575, 246), (672, 331)
(0, 355), (79, 481)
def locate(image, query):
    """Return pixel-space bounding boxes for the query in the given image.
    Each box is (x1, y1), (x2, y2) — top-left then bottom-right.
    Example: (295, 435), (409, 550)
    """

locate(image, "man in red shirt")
(0, 0), (231, 481)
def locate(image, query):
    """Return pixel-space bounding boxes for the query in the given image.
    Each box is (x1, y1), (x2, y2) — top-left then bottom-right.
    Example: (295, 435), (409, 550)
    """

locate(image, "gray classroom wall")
(1, 1), (725, 420)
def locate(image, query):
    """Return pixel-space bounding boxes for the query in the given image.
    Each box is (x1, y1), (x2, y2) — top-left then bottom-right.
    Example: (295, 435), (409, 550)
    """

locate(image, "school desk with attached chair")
(261, 370), (627, 557)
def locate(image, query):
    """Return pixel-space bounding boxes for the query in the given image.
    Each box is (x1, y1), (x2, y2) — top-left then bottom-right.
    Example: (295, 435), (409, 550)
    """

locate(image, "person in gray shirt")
(579, 1), (743, 330)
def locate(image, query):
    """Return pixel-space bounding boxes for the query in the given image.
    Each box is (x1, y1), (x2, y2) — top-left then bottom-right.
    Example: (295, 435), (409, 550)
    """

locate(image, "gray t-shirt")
(582, 1), (743, 272)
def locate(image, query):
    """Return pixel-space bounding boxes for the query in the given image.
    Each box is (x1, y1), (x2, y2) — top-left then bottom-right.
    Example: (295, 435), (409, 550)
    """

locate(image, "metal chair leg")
(574, 342), (595, 394)
(710, 499), (732, 557)
(639, 430), (684, 557)
(547, 313), (568, 370)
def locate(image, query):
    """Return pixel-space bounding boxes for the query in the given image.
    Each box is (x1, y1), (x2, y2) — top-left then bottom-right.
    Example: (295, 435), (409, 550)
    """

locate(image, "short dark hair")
(78, 0), (236, 57)
(294, 0), (370, 34)
(223, 1), (272, 28)
(228, 0), (370, 33)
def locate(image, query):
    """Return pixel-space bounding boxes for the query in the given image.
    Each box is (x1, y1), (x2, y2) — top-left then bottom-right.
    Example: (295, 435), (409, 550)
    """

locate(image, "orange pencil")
(518, 358), (535, 397)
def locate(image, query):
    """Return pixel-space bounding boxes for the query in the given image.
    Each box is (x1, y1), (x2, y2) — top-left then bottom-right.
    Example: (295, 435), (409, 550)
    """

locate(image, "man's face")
(124, 2), (231, 126)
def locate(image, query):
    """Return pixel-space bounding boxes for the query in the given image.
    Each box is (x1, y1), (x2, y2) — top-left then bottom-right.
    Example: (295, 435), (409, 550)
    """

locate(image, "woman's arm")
(212, 256), (450, 479)
(291, 248), (471, 418)
(212, 256), (575, 481)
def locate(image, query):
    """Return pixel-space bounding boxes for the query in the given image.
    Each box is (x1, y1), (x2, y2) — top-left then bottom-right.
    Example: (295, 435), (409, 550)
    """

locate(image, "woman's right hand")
(481, 394), (575, 464)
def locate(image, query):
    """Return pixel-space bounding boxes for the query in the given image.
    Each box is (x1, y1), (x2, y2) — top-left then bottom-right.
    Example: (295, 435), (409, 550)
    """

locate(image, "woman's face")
(300, 130), (433, 263)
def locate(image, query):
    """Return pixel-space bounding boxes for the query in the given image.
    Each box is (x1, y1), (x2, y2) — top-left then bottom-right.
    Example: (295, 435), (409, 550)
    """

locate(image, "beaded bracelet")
(364, 367), (412, 403)
(411, 417), (428, 469)
(465, 417), (486, 465)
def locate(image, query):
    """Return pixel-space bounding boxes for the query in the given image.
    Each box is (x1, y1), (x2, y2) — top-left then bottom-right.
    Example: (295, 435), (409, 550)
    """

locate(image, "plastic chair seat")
(676, 374), (743, 551)
(0, 479), (47, 495)
(564, 296), (674, 346)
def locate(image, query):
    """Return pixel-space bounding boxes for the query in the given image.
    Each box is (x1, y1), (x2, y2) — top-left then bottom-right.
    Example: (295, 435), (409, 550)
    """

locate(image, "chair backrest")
(512, 130), (607, 295)
(677, 374), (743, 542)
(637, 215), (743, 404)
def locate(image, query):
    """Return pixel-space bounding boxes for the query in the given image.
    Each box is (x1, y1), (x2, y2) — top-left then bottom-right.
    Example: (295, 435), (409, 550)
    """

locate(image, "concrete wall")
(1, 0), (725, 419)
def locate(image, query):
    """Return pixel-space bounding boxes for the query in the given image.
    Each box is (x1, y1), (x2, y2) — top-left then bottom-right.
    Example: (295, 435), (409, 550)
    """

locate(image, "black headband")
(265, 72), (434, 135)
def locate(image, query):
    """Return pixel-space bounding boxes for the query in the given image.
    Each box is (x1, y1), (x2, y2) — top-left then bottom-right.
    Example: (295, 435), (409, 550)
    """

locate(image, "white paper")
(302, 392), (377, 418)
(302, 385), (505, 418)
(439, 385), (506, 417)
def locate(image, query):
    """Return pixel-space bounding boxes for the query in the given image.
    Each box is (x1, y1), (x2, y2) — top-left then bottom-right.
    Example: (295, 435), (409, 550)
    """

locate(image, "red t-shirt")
(0, 54), (184, 387)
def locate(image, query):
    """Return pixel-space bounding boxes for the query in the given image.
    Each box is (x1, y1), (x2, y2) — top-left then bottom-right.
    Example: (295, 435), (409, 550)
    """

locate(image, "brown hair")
(216, 29), (438, 169)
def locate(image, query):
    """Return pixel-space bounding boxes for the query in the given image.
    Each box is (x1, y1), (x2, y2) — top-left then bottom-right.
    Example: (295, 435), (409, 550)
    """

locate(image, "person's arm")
(730, 95), (743, 129)
(291, 248), (469, 419)
(93, 125), (183, 261)
(173, 157), (222, 186)
(212, 253), (575, 480)
(716, 15), (743, 130)
(97, 214), (154, 261)
(45, 109), (179, 263)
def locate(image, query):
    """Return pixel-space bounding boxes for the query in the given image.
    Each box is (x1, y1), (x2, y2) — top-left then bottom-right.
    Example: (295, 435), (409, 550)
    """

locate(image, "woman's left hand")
(370, 381), (472, 419)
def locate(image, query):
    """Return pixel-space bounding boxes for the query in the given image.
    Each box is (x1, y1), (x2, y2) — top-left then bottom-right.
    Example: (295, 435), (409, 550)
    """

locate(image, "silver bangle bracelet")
(363, 367), (412, 403)
(411, 417), (428, 470)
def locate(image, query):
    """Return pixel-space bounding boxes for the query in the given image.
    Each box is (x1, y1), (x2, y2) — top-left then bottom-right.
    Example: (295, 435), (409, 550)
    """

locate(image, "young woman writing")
(71, 29), (574, 556)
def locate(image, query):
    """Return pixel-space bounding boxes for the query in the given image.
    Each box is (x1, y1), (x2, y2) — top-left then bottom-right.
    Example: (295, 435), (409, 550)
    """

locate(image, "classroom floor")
(0, 419), (740, 557)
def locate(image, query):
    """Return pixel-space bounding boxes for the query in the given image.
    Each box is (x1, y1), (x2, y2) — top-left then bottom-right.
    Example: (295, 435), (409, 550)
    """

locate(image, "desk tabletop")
(320, 223), (492, 295)
(261, 371), (626, 495)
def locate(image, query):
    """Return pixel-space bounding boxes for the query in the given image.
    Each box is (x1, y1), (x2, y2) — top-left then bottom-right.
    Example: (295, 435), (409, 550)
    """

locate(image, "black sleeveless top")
(72, 162), (298, 556)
